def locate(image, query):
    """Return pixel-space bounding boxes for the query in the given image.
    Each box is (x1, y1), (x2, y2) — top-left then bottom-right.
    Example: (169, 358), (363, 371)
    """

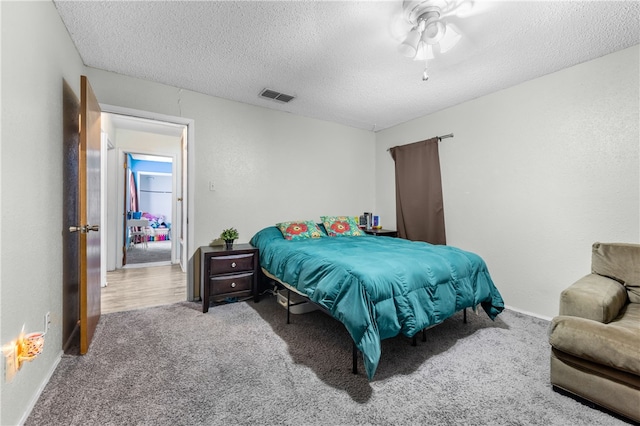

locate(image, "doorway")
(102, 112), (187, 270)
(125, 155), (173, 267)
(100, 106), (194, 311)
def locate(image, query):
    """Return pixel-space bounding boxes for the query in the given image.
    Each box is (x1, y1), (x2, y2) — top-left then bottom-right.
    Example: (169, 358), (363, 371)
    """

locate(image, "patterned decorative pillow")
(275, 220), (326, 240)
(320, 216), (365, 237)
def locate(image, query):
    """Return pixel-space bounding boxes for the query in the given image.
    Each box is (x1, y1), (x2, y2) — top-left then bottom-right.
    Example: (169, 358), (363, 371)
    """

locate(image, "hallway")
(102, 264), (186, 314)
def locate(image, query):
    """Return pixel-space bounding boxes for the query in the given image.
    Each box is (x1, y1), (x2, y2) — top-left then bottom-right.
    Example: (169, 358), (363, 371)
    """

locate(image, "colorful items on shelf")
(148, 232), (169, 242)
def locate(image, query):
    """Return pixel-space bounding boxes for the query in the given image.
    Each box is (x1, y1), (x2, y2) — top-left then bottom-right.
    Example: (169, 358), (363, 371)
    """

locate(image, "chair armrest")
(559, 274), (628, 323)
(549, 315), (640, 375)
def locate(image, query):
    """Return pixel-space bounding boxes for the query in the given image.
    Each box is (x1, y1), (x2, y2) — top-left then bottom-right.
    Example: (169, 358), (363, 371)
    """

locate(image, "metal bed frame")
(261, 268), (468, 375)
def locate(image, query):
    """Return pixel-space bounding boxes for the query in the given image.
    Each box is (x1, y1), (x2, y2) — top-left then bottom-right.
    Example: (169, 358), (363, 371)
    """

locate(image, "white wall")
(0, 2), (86, 424)
(376, 46), (640, 319)
(86, 68), (377, 250)
(139, 173), (172, 221)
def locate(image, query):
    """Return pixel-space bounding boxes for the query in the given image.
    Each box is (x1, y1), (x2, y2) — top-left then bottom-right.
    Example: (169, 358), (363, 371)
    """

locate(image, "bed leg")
(287, 288), (291, 325)
(463, 308), (467, 324)
(422, 328), (427, 342)
(352, 341), (358, 374)
(412, 335), (417, 346)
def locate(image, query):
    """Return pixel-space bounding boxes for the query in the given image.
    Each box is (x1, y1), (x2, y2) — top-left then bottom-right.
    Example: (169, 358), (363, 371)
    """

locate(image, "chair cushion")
(592, 242), (640, 303)
(549, 303), (640, 376)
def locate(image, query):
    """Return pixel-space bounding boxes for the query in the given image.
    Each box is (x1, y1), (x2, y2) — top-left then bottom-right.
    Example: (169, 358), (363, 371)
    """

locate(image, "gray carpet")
(26, 297), (630, 425)
(126, 240), (171, 264)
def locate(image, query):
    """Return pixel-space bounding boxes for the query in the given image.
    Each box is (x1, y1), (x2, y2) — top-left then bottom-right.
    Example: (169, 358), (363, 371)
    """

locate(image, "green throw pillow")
(320, 216), (365, 237)
(276, 220), (326, 240)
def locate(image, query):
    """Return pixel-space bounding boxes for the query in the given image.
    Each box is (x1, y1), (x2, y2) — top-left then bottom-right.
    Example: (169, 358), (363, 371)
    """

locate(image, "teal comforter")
(250, 226), (504, 379)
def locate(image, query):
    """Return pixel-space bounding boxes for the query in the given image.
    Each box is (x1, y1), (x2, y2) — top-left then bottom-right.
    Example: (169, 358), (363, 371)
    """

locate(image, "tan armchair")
(548, 242), (640, 422)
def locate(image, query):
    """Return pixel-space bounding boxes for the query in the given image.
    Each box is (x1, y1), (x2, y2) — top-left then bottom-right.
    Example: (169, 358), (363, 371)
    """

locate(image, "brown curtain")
(390, 137), (446, 244)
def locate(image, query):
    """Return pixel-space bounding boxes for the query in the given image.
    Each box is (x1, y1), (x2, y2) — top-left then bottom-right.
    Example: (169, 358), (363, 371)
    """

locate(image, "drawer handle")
(231, 262), (237, 268)
(230, 282), (236, 288)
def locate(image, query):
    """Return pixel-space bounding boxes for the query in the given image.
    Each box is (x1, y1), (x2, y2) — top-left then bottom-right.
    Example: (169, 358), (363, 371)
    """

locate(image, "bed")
(250, 223), (504, 379)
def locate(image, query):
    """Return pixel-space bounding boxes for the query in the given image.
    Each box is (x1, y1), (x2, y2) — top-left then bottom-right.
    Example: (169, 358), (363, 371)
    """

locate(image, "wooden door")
(79, 75), (102, 354)
(62, 80), (80, 353)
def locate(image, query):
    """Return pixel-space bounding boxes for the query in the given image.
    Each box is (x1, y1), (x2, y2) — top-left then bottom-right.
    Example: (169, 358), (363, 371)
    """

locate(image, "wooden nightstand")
(364, 228), (398, 237)
(199, 244), (259, 313)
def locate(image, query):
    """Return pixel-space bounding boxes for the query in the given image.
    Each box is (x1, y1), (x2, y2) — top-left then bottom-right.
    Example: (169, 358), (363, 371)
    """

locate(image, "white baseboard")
(18, 350), (63, 426)
(505, 304), (553, 322)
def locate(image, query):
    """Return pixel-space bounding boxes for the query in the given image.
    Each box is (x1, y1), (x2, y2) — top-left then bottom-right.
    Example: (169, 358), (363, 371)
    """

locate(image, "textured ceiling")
(54, 1), (640, 131)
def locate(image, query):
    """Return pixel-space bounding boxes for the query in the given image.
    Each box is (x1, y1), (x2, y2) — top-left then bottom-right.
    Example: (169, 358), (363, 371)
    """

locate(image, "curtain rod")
(386, 133), (454, 152)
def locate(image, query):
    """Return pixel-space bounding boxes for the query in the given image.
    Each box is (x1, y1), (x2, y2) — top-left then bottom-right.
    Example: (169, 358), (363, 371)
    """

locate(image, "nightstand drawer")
(209, 272), (253, 296)
(209, 253), (255, 275)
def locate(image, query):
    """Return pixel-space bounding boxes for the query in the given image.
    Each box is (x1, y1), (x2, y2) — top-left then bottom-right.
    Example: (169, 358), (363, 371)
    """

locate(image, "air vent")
(259, 88), (295, 103)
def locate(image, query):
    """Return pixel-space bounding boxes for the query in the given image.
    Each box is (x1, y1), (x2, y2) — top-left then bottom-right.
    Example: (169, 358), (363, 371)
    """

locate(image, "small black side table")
(364, 229), (398, 237)
(199, 244), (259, 313)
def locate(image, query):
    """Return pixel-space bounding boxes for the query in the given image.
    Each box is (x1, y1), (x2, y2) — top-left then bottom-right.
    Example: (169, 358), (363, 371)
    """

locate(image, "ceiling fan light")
(414, 41), (434, 61)
(439, 25), (461, 53)
(398, 27), (422, 58)
(399, 0), (465, 81)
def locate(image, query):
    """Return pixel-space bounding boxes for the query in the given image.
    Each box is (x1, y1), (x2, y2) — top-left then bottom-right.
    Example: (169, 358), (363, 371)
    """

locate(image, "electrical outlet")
(209, 181), (215, 191)
(4, 344), (18, 383)
(45, 312), (51, 333)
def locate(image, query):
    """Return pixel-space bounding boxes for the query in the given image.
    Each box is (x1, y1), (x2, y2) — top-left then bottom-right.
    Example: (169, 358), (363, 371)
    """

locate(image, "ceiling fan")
(397, 0), (483, 81)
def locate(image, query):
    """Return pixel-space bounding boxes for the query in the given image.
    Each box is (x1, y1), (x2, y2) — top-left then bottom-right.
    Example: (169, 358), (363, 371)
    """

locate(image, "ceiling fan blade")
(390, 6), (414, 41)
(440, 0), (494, 19)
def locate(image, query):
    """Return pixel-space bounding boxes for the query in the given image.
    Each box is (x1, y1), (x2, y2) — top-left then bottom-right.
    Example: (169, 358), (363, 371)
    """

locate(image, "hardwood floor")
(102, 264), (187, 314)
